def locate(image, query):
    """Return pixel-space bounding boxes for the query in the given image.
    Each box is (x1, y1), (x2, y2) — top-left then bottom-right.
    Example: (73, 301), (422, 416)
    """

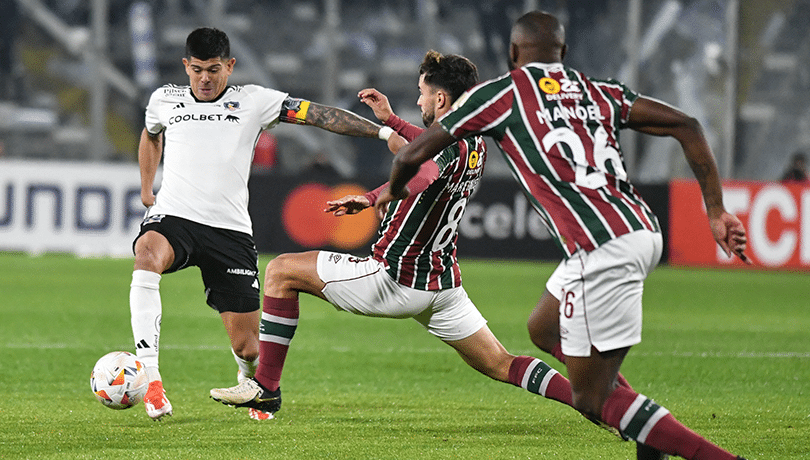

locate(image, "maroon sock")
(508, 356), (572, 406)
(601, 386), (736, 460)
(254, 296), (299, 392)
(616, 371), (633, 390)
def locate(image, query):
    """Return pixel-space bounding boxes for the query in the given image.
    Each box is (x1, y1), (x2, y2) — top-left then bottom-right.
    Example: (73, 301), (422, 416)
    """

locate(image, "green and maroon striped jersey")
(439, 62), (660, 257)
(372, 135), (487, 290)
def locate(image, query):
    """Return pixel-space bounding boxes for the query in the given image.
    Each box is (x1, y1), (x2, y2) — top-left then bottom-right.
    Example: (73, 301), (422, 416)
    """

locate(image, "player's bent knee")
(264, 254), (294, 285)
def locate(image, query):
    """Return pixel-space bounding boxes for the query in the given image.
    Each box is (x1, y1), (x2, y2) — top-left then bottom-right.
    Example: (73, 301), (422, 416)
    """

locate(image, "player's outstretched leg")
(130, 269), (172, 420)
(210, 293), (298, 418)
(567, 350), (745, 460)
(601, 386), (745, 460)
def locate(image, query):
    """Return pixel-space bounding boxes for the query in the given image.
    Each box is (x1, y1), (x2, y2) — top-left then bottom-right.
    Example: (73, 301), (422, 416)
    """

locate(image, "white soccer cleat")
(210, 378), (281, 415)
(143, 380), (173, 420)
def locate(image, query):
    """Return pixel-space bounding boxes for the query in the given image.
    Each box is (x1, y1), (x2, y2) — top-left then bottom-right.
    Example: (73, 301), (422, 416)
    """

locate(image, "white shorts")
(546, 230), (663, 357)
(316, 251), (487, 341)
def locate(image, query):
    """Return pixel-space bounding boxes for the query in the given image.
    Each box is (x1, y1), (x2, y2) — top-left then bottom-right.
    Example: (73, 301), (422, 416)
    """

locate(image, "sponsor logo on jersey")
(226, 268), (258, 276)
(172, 103), (185, 110)
(541, 77), (583, 102)
(168, 113), (240, 125)
(328, 253), (342, 264)
(163, 85), (188, 97)
(223, 101), (240, 111)
(538, 77), (561, 94)
(468, 150), (480, 169)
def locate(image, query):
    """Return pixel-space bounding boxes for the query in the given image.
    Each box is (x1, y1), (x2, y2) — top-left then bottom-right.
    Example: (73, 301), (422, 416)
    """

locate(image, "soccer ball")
(90, 351), (148, 410)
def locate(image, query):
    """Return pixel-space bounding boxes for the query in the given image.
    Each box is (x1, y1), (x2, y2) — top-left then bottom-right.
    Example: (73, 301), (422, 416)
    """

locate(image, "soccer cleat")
(636, 443), (669, 460)
(248, 408), (275, 420)
(143, 380), (173, 420)
(210, 378), (281, 414)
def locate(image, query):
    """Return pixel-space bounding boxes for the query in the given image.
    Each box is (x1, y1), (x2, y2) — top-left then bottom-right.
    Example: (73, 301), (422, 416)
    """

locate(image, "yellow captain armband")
(280, 98), (311, 124)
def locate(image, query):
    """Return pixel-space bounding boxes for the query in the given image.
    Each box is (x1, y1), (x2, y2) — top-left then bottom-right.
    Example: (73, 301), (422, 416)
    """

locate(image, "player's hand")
(710, 211), (750, 264)
(325, 194), (371, 216)
(373, 186), (410, 220)
(141, 191), (156, 208)
(387, 132), (407, 155)
(358, 88), (393, 123)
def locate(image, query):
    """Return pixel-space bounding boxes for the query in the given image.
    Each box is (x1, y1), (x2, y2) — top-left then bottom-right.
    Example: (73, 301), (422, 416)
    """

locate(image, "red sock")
(601, 386), (736, 460)
(616, 372), (633, 390)
(508, 356), (572, 406)
(254, 296), (299, 392)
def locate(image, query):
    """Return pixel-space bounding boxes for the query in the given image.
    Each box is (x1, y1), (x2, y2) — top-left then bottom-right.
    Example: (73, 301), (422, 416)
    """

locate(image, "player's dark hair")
(185, 27), (230, 60)
(419, 50), (479, 103)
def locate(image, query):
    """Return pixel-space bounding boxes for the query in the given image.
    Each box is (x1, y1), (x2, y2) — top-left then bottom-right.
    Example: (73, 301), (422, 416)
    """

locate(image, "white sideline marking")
(3, 342), (810, 358)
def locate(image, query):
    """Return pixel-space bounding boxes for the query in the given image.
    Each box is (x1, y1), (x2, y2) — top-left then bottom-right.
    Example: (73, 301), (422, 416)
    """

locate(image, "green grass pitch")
(0, 252), (807, 459)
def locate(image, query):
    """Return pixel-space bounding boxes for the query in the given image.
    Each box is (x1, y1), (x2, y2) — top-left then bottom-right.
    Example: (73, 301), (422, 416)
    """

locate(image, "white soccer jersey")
(144, 84), (287, 235)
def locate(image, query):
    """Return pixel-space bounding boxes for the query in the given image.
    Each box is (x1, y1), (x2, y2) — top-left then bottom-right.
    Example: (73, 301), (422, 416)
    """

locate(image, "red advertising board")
(670, 179), (810, 270)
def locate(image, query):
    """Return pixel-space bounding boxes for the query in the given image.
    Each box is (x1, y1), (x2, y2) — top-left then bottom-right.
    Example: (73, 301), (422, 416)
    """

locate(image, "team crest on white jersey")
(223, 101), (240, 111)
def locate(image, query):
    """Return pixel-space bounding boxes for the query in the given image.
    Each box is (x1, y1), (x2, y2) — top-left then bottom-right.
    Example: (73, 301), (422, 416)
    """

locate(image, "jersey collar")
(190, 85), (232, 103)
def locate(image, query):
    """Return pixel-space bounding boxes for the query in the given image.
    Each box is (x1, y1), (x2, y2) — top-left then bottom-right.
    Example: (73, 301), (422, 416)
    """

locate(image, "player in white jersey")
(131, 27), (399, 421)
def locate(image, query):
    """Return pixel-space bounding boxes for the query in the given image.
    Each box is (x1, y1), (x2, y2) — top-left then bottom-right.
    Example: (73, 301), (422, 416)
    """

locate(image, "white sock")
(130, 270), (162, 376)
(233, 348), (259, 381)
(145, 366), (162, 383)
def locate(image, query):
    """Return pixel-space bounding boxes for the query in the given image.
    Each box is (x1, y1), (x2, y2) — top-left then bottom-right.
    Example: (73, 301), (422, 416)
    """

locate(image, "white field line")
(3, 342), (810, 358)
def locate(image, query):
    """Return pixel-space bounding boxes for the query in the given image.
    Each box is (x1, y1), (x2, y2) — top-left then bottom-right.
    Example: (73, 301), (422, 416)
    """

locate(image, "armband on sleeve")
(279, 97), (311, 124)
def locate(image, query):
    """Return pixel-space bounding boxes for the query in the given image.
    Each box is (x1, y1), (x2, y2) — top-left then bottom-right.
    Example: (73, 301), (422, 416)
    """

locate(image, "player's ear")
(560, 44), (567, 62)
(437, 90), (448, 110)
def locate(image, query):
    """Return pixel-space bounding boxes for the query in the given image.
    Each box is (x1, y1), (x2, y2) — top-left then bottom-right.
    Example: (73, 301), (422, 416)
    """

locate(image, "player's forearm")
(680, 128), (726, 217)
(306, 102), (382, 138)
(390, 124), (456, 192)
(367, 160), (440, 205)
(138, 129), (162, 197)
(385, 114), (424, 143)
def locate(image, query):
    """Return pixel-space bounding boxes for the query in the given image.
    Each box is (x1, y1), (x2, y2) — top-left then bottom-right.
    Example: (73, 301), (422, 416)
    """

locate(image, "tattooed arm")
(279, 97), (383, 138)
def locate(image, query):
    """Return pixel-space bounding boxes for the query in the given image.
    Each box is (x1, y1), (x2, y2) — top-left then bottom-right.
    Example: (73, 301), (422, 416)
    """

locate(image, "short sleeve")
(438, 74), (514, 140)
(591, 78), (640, 128)
(246, 85), (289, 130)
(144, 89), (164, 134)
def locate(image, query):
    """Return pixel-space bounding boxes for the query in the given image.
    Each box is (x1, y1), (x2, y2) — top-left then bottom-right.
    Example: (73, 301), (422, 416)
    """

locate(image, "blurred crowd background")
(1, 0), (808, 183)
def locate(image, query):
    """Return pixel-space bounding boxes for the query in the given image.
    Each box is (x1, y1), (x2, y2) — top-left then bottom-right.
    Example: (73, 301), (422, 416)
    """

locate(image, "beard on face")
(421, 110), (435, 127)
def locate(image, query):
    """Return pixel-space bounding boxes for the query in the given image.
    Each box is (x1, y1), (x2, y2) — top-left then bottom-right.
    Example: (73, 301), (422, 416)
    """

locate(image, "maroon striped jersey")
(438, 62), (660, 257)
(372, 133), (487, 290)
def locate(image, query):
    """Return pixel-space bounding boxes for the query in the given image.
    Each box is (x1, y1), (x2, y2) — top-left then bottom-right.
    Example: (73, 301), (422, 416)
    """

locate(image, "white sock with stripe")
(130, 270), (162, 374)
